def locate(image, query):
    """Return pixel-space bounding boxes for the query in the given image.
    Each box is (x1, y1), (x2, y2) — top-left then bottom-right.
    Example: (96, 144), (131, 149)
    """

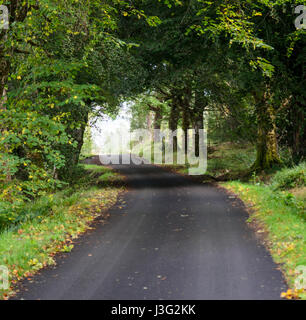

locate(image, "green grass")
(0, 165), (125, 299)
(222, 181), (306, 299)
(81, 164), (121, 185)
(206, 142), (256, 177)
(82, 164), (111, 174)
(157, 142), (256, 178)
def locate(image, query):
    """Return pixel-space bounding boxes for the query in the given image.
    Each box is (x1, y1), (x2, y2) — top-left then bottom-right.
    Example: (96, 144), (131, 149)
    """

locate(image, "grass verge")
(207, 142), (255, 177)
(222, 181), (305, 300)
(0, 164), (125, 300)
(157, 142), (256, 180)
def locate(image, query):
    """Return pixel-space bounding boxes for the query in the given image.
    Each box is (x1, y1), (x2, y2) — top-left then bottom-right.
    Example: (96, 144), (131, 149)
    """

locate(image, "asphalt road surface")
(14, 159), (287, 300)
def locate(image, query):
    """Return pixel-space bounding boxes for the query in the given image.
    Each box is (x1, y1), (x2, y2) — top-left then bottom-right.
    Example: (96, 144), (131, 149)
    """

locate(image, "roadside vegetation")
(0, 164), (125, 299)
(0, 0), (305, 300)
(223, 162), (305, 299)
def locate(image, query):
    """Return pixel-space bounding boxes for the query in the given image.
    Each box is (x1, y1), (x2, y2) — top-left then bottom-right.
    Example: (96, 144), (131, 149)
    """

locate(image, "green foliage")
(130, 94), (170, 130)
(271, 163), (306, 191)
(0, 0), (305, 278)
(0, 162), (120, 231)
(205, 143), (255, 177)
(0, 0), (161, 223)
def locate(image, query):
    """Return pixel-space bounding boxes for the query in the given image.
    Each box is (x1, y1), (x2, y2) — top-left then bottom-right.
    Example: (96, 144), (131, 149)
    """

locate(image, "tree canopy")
(0, 0), (305, 226)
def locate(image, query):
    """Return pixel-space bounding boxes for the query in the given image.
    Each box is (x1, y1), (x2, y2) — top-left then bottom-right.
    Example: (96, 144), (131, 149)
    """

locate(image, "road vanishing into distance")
(14, 158), (287, 300)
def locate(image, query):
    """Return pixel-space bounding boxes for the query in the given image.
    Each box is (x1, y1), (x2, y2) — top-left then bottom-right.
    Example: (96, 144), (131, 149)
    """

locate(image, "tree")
(0, 0), (161, 226)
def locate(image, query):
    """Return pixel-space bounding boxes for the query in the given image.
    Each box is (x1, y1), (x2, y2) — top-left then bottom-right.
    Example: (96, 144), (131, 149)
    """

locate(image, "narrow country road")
(14, 158), (287, 300)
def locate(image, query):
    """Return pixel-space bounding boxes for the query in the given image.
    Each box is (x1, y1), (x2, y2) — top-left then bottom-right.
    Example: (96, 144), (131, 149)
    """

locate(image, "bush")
(271, 162), (306, 191)
(279, 147), (295, 167)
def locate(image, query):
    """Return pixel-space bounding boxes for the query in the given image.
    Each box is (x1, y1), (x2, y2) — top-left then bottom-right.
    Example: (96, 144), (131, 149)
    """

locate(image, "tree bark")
(252, 90), (282, 171)
(153, 109), (162, 141)
(148, 104), (163, 142)
(180, 87), (192, 156)
(193, 90), (206, 157)
(291, 100), (305, 163)
(169, 95), (180, 155)
(58, 106), (90, 180)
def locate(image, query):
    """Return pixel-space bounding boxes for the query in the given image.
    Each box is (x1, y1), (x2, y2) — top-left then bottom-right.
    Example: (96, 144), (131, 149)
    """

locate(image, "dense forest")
(0, 0), (305, 300)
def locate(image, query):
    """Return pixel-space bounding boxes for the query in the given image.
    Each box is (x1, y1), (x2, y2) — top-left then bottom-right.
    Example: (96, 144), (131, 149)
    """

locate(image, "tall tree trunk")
(58, 106), (90, 180)
(193, 90), (206, 157)
(291, 100), (305, 163)
(146, 113), (152, 130)
(169, 96), (180, 155)
(182, 108), (189, 155)
(72, 115), (89, 166)
(180, 87), (192, 156)
(153, 108), (162, 142)
(252, 90), (282, 170)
